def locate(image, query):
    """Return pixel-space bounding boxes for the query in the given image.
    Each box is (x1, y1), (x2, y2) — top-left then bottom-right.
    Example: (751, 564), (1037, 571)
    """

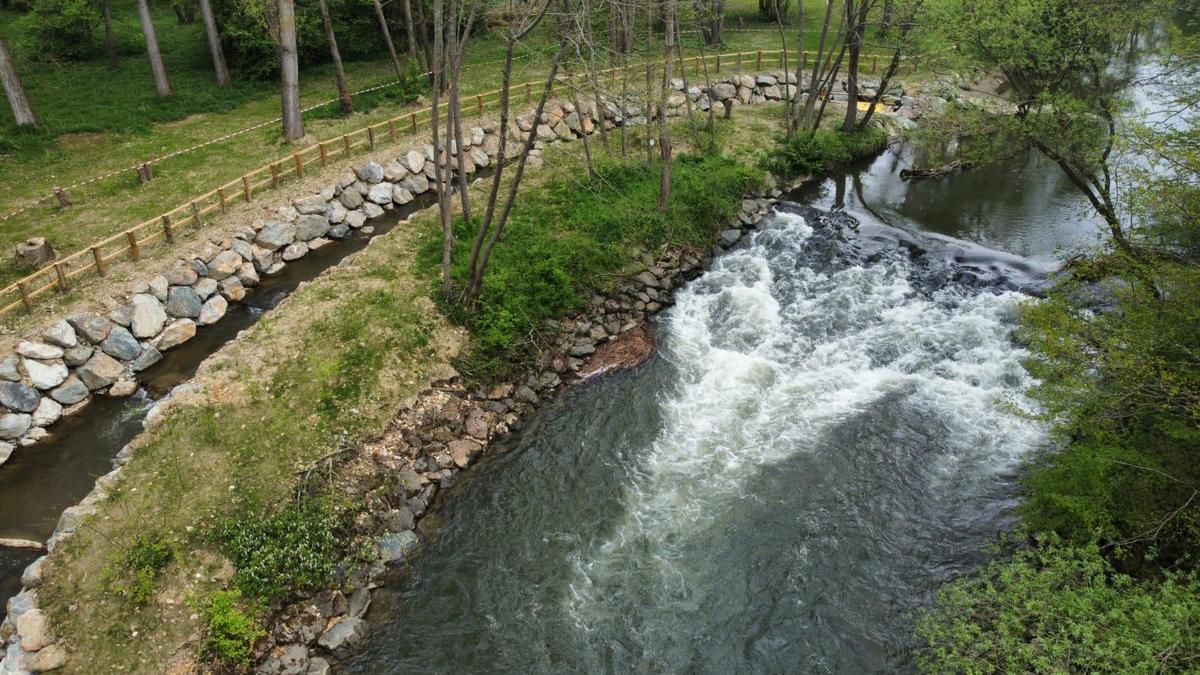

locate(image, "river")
(344, 146), (1102, 673)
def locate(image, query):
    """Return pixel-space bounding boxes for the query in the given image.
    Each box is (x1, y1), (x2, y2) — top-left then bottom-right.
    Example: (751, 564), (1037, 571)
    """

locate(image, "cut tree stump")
(15, 237), (57, 269)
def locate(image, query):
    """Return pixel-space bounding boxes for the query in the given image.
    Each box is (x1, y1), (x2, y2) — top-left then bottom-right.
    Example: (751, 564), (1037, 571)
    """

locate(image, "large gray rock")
(0, 413), (31, 440)
(193, 277), (219, 299)
(338, 188), (364, 209)
(25, 643), (68, 672)
(63, 344), (93, 367)
(366, 182), (393, 205)
(24, 359), (68, 390)
(281, 242), (308, 261)
(0, 441), (11, 466)
(345, 211), (367, 229)
(148, 275), (169, 302)
(16, 341), (63, 360)
(129, 294), (168, 339)
(404, 150), (426, 174)
(32, 397), (62, 427)
(50, 375), (88, 405)
(383, 161), (408, 182)
(164, 263), (199, 286)
(258, 643), (310, 675)
(377, 531), (419, 563)
(77, 352), (125, 390)
(131, 346), (162, 372)
(711, 82), (737, 100)
(198, 295), (228, 326)
(100, 326), (142, 361)
(295, 215), (330, 241)
(255, 220), (297, 250)
(165, 286), (203, 319)
(220, 277), (246, 302)
(237, 262), (260, 287)
(0, 354), (21, 381)
(0, 382), (41, 413)
(294, 194), (329, 215)
(353, 161), (385, 184)
(154, 319), (196, 351)
(401, 173), (430, 195)
(318, 617), (366, 653)
(207, 250), (243, 280)
(67, 312), (114, 344)
(16, 607), (50, 652)
(361, 202), (384, 219)
(392, 186), (414, 205)
(42, 320), (77, 348)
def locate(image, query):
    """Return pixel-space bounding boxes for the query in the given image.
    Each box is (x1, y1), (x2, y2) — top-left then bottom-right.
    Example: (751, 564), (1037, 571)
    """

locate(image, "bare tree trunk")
(812, 40), (846, 133)
(880, 0), (894, 35)
(137, 0), (174, 97)
(402, 0), (420, 63)
(318, 0), (352, 113)
(431, 0), (455, 300)
(705, 0), (723, 46)
(657, 0), (674, 211)
(0, 37), (36, 126)
(101, 0), (119, 68)
(447, 0), (479, 220)
(278, 0), (304, 140)
(800, 0), (835, 130)
(414, 0), (434, 78)
(198, 0), (230, 85)
(374, 0), (406, 82)
(841, 0), (869, 132)
(619, 57), (629, 157)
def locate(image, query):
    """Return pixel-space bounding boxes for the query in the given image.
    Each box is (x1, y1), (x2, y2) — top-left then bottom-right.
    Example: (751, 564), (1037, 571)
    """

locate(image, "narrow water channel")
(0, 181), (456, 618)
(345, 148), (1104, 673)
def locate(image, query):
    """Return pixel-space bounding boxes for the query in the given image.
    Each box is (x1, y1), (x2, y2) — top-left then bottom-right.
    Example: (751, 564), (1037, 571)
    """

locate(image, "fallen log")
(900, 160), (974, 181)
(0, 537), (45, 551)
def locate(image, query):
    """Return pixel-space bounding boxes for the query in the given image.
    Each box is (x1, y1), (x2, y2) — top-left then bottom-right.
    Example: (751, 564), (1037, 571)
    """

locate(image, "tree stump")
(15, 237), (57, 269)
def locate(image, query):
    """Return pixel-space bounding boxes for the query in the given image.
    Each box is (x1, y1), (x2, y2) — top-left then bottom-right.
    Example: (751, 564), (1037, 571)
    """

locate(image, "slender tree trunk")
(414, 0), (434, 79)
(812, 39), (846, 133)
(709, 0), (723, 46)
(319, 0), (352, 113)
(841, 0), (866, 132)
(278, 0), (304, 140)
(787, 0), (803, 136)
(137, 0), (174, 97)
(0, 37), (36, 126)
(432, 0), (455, 300)
(402, 0), (420, 63)
(198, 0), (230, 85)
(373, 0), (406, 82)
(800, 0), (835, 130)
(101, 0), (119, 68)
(619, 57), (629, 157)
(447, 0), (479, 220)
(657, 0), (675, 211)
(880, 0), (894, 35)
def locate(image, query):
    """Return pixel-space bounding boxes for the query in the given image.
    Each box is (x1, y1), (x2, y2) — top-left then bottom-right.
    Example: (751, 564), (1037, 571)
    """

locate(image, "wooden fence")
(0, 47), (907, 319)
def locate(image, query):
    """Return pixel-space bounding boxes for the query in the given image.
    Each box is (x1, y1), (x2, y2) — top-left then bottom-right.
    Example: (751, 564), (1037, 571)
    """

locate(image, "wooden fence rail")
(0, 48), (906, 319)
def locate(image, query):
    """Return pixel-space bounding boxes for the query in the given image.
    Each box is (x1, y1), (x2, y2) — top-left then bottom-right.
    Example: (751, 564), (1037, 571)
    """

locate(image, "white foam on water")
(564, 208), (1045, 629)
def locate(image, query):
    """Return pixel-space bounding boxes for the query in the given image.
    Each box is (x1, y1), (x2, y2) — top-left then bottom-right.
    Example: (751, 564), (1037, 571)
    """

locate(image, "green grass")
(759, 126), (889, 177)
(421, 151), (762, 378)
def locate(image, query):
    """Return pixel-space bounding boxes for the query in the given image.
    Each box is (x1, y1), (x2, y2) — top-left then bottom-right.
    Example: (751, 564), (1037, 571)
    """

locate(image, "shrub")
(759, 127), (887, 178)
(104, 534), (175, 606)
(917, 540), (1200, 673)
(26, 0), (98, 61)
(195, 590), (265, 668)
(218, 497), (352, 602)
(421, 153), (760, 377)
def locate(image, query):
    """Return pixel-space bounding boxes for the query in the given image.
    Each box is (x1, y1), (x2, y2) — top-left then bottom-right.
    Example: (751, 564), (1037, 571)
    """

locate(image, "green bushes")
(26, 0), (98, 61)
(918, 540), (1200, 673)
(422, 153), (760, 377)
(217, 497), (358, 602)
(104, 534), (175, 606)
(194, 590), (265, 667)
(759, 127), (888, 178)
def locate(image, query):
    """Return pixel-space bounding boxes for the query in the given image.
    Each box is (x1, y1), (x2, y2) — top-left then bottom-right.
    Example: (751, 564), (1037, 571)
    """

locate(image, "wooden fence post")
(410, 113), (417, 133)
(367, 127), (376, 150)
(53, 188), (71, 208)
(716, 53), (721, 72)
(190, 201), (202, 227)
(319, 143), (328, 167)
(126, 231), (140, 261)
(293, 153), (304, 178)
(756, 51), (762, 70)
(161, 215), (174, 243)
(525, 82), (532, 103)
(217, 187), (227, 212)
(342, 135), (352, 156)
(242, 175), (252, 201)
(90, 246), (106, 277)
(270, 163), (280, 188)
(476, 94), (484, 115)
(388, 119), (396, 141)
(53, 263), (69, 293)
(17, 283), (32, 314)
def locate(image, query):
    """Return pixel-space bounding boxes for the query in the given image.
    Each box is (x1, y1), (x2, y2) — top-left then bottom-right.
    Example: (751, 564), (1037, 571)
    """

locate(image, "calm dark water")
(346, 148), (1077, 673)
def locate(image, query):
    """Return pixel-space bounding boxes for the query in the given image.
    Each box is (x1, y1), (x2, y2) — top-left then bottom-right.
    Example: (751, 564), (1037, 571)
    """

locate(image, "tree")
(372, 0), (407, 82)
(278, 0), (304, 140)
(137, 0), (175, 97)
(318, 0), (353, 113)
(657, 0), (675, 211)
(840, 0), (875, 132)
(0, 37), (36, 126)
(937, 0), (1157, 253)
(199, 0), (231, 85)
(698, 0), (723, 46)
(101, 0), (119, 67)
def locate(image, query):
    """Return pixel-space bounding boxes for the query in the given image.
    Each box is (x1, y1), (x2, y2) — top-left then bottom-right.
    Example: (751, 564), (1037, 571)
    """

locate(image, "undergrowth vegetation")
(192, 589), (266, 668)
(759, 127), (888, 178)
(421, 152), (761, 378)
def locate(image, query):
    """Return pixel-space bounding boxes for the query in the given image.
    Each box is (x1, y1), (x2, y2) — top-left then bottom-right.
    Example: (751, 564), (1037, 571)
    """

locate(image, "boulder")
(207, 250), (243, 280)
(220, 277), (246, 302)
(258, 643), (309, 675)
(32, 397), (62, 427)
(193, 277), (219, 299)
(62, 345), (93, 367)
(165, 286), (203, 319)
(447, 439), (478, 468)
(756, 74), (778, 86)
(77, 352), (125, 390)
(154, 319), (197, 351)
(345, 211), (367, 229)
(16, 607), (51, 651)
(366, 183), (393, 205)
(711, 82), (737, 100)
(108, 378), (138, 397)
(377, 531), (419, 564)
(16, 342), (63, 360)
(0, 413), (31, 440)
(49, 376), (88, 405)
(255, 220), (297, 251)
(353, 161), (384, 184)
(338, 188), (364, 209)
(0, 354), (21, 381)
(294, 194), (329, 215)
(129, 294), (168, 339)
(362, 202), (384, 219)
(404, 150), (426, 174)
(163, 264), (199, 286)
(24, 359), (68, 390)
(100, 326), (142, 361)
(400, 173), (430, 195)
(0, 382), (41, 412)
(26, 643), (68, 672)
(199, 295), (228, 326)
(232, 238), (255, 262)
(295, 215), (331, 242)
(237, 262), (260, 287)
(131, 346), (162, 371)
(317, 617), (367, 652)
(392, 186), (414, 205)
(0, 441), (11, 466)
(42, 320), (77, 349)
(108, 304), (131, 327)
(282, 242), (308, 261)
(720, 229), (743, 247)
(383, 161), (408, 182)
(327, 224), (349, 240)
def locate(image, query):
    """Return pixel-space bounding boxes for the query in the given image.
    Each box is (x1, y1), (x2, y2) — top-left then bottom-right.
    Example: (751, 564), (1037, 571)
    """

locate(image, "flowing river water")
(344, 147), (1103, 673)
